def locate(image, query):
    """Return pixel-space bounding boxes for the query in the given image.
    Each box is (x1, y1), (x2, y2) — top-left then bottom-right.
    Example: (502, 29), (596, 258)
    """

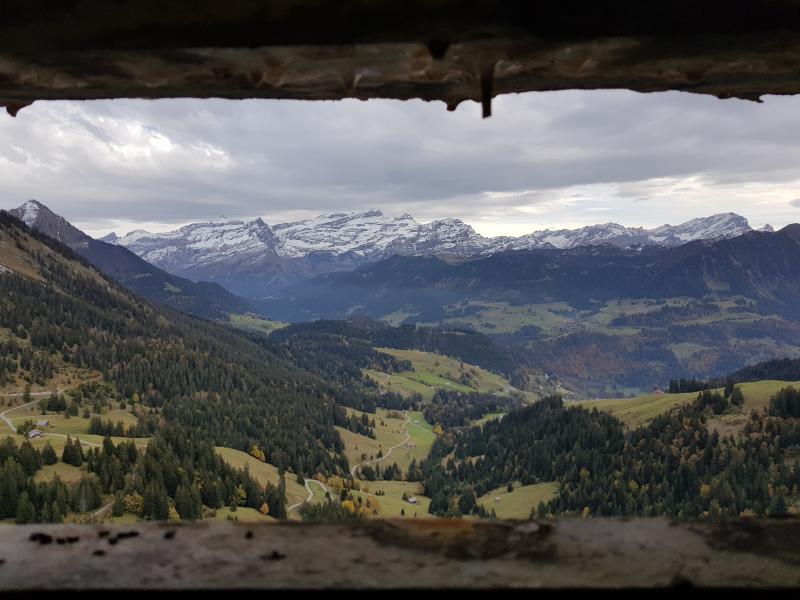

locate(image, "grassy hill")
(353, 480), (432, 518)
(228, 313), (287, 335)
(215, 446), (307, 509)
(337, 408), (436, 476)
(477, 482), (559, 520)
(365, 347), (529, 401)
(579, 379), (800, 429)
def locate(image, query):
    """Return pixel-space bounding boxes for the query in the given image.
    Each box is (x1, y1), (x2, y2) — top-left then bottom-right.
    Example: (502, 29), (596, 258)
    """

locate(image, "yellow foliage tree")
(328, 475), (344, 493)
(259, 502), (270, 515)
(235, 484), (247, 506)
(122, 492), (144, 516)
(581, 506), (591, 519)
(433, 424), (444, 436)
(168, 505), (181, 521)
(250, 445), (266, 462)
(341, 499), (355, 514)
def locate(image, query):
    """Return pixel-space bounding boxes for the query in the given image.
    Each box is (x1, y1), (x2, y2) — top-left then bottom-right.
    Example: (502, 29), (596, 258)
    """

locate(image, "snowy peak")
(15, 199), (43, 227)
(112, 217), (282, 272)
(273, 209), (422, 257)
(651, 212), (751, 242)
(107, 209), (758, 289)
(8, 200), (90, 247)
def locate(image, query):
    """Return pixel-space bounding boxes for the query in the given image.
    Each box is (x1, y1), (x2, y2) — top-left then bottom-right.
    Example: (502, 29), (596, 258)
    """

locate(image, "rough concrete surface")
(1, 518), (799, 589)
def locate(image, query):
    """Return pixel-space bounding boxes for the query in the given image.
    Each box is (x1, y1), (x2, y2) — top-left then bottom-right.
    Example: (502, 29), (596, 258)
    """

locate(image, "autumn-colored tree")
(433, 424), (444, 436)
(341, 499), (355, 514)
(259, 502), (270, 515)
(581, 506), (591, 519)
(123, 492), (145, 516)
(234, 484), (247, 506)
(250, 445), (266, 462)
(328, 475), (344, 493)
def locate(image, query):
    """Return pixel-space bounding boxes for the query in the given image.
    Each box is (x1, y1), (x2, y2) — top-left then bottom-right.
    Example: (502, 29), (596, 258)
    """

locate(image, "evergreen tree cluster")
(421, 392), (800, 518)
(88, 414), (159, 438)
(422, 389), (521, 429)
(0, 437), (101, 523)
(0, 213), (351, 476)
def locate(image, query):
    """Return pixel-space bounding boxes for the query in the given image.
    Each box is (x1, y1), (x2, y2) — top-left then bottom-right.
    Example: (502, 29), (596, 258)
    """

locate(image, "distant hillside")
(259, 226), (800, 395)
(260, 225), (800, 321)
(7, 200), (252, 320)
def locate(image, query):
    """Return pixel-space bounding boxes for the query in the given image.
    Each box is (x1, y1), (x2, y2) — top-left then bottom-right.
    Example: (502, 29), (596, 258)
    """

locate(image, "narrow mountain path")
(92, 501), (115, 520)
(1, 398), (101, 447)
(287, 478), (332, 512)
(0, 399), (40, 433)
(349, 412), (413, 478)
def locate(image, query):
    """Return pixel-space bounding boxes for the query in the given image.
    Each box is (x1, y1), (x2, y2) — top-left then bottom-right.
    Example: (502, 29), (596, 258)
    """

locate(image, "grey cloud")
(1, 91), (800, 236)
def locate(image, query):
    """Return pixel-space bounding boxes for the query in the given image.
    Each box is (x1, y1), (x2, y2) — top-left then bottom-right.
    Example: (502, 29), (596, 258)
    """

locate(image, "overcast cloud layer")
(1, 91), (799, 238)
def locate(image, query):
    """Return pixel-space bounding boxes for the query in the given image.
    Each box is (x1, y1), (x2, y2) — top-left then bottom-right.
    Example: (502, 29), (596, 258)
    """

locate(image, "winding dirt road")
(349, 412), (414, 478)
(1, 398), (101, 447)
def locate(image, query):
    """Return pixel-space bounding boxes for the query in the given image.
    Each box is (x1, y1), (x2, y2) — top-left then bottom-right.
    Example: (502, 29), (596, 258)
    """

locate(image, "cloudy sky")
(1, 90), (800, 238)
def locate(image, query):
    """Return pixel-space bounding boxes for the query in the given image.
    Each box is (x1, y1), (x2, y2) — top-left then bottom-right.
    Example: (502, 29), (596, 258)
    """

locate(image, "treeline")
(333, 405), (375, 438)
(421, 390), (800, 518)
(269, 319), (531, 390)
(670, 357), (800, 393)
(611, 301), (721, 327)
(0, 424), (287, 523)
(420, 396), (624, 515)
(88, 414), (160, 438)
(422, 389), (522, 430)
(542, 389), (799, 518)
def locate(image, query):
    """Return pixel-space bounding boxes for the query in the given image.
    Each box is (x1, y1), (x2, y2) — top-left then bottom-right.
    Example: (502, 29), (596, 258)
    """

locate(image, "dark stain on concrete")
(360, 519), (555, 561)
(704, 519), (800, 566)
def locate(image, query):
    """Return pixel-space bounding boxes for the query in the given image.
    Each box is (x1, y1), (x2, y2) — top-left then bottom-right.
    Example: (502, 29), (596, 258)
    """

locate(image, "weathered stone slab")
(1, 518), (798, 589)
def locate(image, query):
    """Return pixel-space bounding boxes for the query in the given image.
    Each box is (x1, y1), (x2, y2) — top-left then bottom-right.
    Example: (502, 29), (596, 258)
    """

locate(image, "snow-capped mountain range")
(106, 209), (757, 262)
(5, 200), (777, 298)
(94, 209), (762, 297)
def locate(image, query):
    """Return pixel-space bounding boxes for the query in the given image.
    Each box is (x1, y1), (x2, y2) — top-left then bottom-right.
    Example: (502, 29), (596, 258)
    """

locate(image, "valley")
(1, 203), (800, 525)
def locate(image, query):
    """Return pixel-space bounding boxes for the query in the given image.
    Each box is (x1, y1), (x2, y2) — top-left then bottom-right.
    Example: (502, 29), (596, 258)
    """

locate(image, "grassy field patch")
(228, 313), (287, 335)
(367, 347), (521, 401)
(33, 462), (86, 484)
(471, 412), (506, 428)
(209, 507), (276, 523)
(580, 379), (800, 429)
(354, 480), (432, 518)
(215, 446), (307, 508)
(477, 481), (558, 519)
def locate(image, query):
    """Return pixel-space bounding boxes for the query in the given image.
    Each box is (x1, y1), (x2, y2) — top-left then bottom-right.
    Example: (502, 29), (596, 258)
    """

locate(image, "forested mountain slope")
(421, 391), (800, 518)
(0, 210), (347, 476)
(258, 226), (800, 395)
(9, 201), (252, 320)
